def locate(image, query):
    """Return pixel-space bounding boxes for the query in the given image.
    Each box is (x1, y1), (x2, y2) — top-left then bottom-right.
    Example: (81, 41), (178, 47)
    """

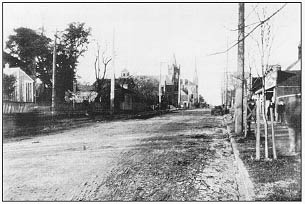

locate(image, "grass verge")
(232, 126), (301, 201)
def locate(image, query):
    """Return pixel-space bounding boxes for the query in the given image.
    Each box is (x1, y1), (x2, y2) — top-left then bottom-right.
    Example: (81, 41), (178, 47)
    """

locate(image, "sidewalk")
(250, 119), (294, 156)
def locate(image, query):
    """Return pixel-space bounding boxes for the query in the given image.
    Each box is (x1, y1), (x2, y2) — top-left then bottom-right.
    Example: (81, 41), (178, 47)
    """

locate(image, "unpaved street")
(3, 109), (240, 201)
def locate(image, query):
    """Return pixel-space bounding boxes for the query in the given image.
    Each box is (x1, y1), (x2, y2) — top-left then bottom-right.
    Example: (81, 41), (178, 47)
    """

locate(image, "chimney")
(298, 43), (301, 60)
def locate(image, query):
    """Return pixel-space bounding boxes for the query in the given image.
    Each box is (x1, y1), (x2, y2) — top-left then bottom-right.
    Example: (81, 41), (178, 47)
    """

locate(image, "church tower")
(193, 62), (198, 85)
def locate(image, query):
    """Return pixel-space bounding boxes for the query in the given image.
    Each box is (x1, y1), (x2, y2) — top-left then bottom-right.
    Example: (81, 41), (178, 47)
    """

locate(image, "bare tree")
(93, 41), (112, 102)
(251, 5), (276, 160)
(94, 42), (112, 81)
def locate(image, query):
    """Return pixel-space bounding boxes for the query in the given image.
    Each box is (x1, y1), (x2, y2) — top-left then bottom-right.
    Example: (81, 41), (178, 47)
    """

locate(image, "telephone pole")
(178, 65), (181, 107)
(110, 29), (115, 115)
(51, 31), (57, 115)
(235, 3), (245, 134)
(225, 37), (229, 108)
(194, 57), (199, 103)
(159, 62), (162, 107)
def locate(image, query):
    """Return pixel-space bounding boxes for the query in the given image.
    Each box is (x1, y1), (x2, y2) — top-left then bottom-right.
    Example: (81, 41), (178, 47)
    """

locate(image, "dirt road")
(3, 109), (240, 201)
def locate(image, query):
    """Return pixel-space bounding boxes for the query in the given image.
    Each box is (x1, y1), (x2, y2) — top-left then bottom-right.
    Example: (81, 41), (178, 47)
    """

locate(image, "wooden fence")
(3, 101), (35, 114)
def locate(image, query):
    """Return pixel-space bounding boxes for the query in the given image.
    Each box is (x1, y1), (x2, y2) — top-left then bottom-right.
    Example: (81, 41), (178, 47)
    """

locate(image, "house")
(118, 87), (135, 111)
(260, 44), (301, 117)
(3, 63), (34, 102)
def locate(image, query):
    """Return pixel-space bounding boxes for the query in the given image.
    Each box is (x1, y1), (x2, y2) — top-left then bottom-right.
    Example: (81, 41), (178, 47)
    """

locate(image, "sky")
(3, 3), (301, 105)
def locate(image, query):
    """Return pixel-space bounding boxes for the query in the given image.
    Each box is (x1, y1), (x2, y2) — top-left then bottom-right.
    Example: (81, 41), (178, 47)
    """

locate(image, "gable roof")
(3, 67), (34, 82)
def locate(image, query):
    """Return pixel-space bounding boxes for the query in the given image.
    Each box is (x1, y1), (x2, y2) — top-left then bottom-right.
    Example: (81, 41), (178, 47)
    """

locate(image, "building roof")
(277, 70), (301, 87)
(254, 70), (301, 94)
(3, 66), (34, 82)
(78, 84), (95, 92)
(121, 68), (129, 73)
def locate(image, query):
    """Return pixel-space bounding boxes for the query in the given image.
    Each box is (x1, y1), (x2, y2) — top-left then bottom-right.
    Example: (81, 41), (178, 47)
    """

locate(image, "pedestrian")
(270, 101), (275, 121)
(83, 99), (89, 116)
(267, 100), (271, 121)
(267, 100), (275, 121)
(277, 100), (285, 124)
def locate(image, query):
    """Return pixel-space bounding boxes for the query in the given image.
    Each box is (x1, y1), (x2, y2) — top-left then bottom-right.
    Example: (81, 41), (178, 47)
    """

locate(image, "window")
(25, 82), (33, 102)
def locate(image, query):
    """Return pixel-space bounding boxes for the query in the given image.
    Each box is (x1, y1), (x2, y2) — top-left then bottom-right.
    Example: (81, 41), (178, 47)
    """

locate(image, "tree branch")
(207, 3), (287, 56)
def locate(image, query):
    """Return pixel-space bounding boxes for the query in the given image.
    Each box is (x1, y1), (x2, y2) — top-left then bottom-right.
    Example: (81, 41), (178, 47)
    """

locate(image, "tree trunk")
(288, 127), (296, 154)
(262, 87), (269, 159)
(256, 98), (261, 160)
(270, 107), (277, 159)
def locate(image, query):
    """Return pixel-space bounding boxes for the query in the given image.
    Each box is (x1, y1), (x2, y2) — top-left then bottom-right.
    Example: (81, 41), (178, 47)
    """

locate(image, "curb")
(227, 125), (255, 201)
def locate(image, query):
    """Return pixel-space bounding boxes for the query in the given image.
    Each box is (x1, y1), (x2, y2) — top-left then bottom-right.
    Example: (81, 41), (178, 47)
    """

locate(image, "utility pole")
(194, 57), (199, 103)
(235, 3), (245, 135)
(159, 61), (168, 109)
(51, 31), (57, 115)
(159, 62), (162, 108)
(178, 65), (181, 107)
(110, 29), (115, 115)
(225, 37), (229, 109)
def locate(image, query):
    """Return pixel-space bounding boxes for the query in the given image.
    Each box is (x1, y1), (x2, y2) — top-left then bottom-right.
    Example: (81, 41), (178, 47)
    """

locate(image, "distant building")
(73, 84), (97, 103)
(121, 68), (130, 78)
(120, 69), (131, 89)
(180, 78), (198, 108)
(159, 62), (199, 108)
(3, 63), (34, 102)
(160, 63), (180, 107)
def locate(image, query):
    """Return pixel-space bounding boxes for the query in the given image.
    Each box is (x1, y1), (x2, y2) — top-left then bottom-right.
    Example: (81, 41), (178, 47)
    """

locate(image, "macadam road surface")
(3, 109), (240, 201)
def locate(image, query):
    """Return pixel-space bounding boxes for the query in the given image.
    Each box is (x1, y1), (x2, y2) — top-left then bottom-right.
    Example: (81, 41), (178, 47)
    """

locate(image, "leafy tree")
(5, 27), (52, 81)
(4, 24), (91, 104)
(133, 76), (159, 106)
(93, 75), (159, 110)
(199, 95), (205, 103)
(3, 52), (24, 67)
(117, 76), (136, 90)
(56, 22), (91, 102)
(3, 73), (16, 100)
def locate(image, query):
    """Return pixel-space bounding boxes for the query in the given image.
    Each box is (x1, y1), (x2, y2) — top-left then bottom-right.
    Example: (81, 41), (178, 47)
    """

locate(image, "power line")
(229, 21), (260, 32)
(245, 3), (259, 20)
(207, 3), (287, 57)
(225, 4), (260, 32)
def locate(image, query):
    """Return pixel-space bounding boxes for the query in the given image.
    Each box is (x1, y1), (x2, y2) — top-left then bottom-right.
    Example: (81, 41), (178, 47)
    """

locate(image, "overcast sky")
(3, 3), (300, 105)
